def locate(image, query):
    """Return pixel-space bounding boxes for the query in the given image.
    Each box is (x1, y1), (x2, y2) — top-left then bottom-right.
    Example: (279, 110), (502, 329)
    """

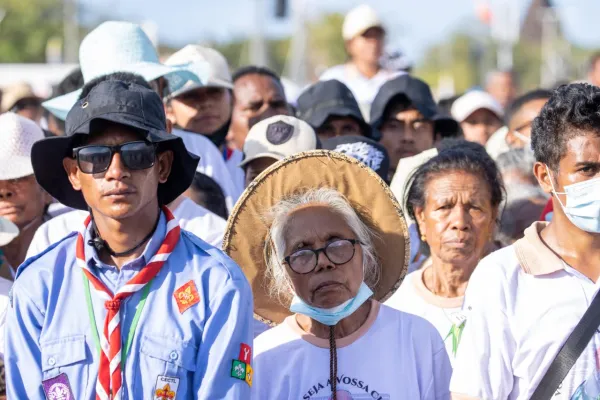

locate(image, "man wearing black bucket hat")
(297, 79), (377, 142)
(4, 79), (253, 399)
(370, 75), (460, 178)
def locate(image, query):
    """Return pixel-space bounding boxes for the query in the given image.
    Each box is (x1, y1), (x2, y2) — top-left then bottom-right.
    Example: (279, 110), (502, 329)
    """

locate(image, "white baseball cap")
(166, 45), (232, 99)
(0, 112), (45, 180)
(0, 217), (18, 247)
(451, 91), (504, 123)
(240, 115), (318, 167)
(342, 4), (384, 41)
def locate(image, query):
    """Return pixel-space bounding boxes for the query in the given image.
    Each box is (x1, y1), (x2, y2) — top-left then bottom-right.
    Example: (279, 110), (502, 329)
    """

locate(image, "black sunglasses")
(72, 141), (157, 174)
(283, 239), (361, 274)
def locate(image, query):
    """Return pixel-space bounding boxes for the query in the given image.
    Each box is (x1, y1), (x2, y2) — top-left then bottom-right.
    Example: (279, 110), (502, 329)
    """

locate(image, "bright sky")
(80, 0), (600, 62)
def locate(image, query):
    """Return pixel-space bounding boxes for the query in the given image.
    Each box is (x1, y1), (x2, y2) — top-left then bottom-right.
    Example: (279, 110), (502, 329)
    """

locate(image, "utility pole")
(285, 0), (308, 86)
(490, 0), (519, 70)
(63, 0), (79, 63)
(249, 0), (268, 66)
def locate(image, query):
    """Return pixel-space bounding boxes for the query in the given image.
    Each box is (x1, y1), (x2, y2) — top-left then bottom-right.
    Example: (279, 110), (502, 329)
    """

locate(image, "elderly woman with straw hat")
(224, 150), (452, 399)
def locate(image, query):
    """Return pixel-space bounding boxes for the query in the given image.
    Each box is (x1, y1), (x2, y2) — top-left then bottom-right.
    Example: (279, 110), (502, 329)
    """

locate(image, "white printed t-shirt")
(253, 300), (452, 400)
(385, 263), (465, 365)
(451, 222), (600, 400)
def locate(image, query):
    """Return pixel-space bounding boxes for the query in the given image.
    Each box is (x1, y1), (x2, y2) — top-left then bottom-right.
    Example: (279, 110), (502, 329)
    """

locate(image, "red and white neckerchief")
(76, 205), (180, 400)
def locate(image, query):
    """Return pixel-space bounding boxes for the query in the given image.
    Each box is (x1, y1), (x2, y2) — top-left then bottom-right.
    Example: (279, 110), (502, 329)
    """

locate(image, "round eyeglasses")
(283, 239), (361, 274)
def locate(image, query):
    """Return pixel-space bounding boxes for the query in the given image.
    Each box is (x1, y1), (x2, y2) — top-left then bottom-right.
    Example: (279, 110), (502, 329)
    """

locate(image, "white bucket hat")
(0, 217), (19, 247)
(451, 90), (504, 123)
(42, 21), (205, 121)
(165, 45), (231, 99)
(0, 112), (45, 180)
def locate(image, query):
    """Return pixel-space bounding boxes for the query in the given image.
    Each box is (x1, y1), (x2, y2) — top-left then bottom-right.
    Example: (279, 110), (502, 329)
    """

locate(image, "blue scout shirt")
(5, 212), (254, 399)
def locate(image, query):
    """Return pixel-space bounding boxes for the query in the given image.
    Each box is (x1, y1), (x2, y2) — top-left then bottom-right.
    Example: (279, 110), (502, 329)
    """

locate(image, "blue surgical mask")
(548, 167), (600, 233)
(289, 282), (373, 326)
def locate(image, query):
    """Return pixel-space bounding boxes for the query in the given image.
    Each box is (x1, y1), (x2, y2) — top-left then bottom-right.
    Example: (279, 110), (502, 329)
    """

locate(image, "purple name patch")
(42, 373), (74, 400)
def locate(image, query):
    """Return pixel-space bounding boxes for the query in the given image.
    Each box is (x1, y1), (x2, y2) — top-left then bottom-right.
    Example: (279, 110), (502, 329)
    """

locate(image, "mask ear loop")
(546, 165), (568, 210)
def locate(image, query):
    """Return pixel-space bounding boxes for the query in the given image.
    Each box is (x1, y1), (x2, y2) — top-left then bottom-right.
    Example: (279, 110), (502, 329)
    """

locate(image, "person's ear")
(157, 150), (174, 184)
(63, 157), (82, 192)
(505, 130), (517, 147)
(533, 161), (554, 194)
(414, 206), (428, 241)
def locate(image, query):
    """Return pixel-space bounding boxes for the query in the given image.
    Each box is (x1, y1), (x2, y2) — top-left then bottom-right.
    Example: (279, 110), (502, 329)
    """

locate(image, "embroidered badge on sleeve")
(154, 375), (179, 400)
(174, 280), (200, 314)
(231, 343), (253, 387)
(42, 373), (75, 400)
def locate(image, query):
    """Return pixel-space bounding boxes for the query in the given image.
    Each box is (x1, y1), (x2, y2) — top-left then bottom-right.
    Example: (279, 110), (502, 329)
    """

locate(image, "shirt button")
(169, 351), (178, 360)
(48, 357), (56, 366)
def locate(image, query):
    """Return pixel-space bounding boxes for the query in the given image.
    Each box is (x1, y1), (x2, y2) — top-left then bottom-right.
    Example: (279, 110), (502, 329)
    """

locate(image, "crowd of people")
(1, 3), (600, 399)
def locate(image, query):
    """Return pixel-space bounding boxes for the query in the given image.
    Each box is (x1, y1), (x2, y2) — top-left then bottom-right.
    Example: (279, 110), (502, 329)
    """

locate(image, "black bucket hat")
(31, 79), (199, 210)
(296, 80), (379, 140)
(370, 75), (459, 137)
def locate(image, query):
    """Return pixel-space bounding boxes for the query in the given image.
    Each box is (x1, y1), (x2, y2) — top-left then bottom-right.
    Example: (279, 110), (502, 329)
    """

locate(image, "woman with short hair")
(386, 144), (504, 364)
(224, 151), (452, 400)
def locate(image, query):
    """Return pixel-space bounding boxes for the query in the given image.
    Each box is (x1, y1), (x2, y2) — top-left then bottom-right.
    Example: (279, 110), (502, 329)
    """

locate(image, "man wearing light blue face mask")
(451, 83), (600, 399)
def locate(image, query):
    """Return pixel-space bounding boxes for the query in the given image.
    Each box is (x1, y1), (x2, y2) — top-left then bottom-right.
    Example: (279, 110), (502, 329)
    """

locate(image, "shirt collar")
(515, 221), (564, 275)
(84, 211), (167, 271)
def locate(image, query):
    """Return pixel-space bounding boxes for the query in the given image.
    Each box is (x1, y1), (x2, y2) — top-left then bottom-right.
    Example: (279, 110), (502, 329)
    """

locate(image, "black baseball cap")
(31, 79), (199, 210)
(321, 135), (390, 181)
(296, 80), (378, 140)
(370, 75), (459, 137)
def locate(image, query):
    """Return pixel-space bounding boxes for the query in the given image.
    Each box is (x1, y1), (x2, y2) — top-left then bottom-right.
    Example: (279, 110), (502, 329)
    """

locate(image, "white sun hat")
(165, 45), (232, 99)
(42, 21), (206, 121)
(0, 112), (45, 180)
(0, 217), (18, 247)
(342, 4), (384, 41)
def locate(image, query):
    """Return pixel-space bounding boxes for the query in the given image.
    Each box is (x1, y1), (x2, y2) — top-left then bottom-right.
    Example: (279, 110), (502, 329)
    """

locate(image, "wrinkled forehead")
(234, 74), (284, 100)
(282, 204), (356, 247)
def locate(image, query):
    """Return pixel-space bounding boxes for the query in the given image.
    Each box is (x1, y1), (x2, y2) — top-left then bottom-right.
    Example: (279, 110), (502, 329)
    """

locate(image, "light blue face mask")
(548, 167), (600, 233)
(289, 282), (373, 326)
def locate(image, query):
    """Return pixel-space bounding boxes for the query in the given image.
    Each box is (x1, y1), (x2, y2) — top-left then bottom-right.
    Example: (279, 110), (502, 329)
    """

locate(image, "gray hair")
(496, 148), (536, 182)
(265, 188), (380, 302)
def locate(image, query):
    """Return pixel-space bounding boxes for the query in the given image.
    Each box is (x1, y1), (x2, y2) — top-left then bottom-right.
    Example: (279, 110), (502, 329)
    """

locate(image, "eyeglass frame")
(282, 238), (362, 274)
(71, 141), (157, 174)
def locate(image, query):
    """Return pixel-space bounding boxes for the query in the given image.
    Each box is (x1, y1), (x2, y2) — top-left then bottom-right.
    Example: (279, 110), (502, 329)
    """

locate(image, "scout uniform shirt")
(4, 211), (254, 399)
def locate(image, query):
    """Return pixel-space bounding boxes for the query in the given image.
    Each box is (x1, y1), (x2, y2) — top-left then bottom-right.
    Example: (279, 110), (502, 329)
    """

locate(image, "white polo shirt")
(385, 262), (465, 366)
(451, 222), (600, 399)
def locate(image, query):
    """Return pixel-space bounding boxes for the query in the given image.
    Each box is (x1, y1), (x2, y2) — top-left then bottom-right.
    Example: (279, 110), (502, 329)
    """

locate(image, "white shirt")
(26, 197), (226, 259)
(172, 128), (242, 210)
(253, 301), (452, 399)
(225, 149), (246, 196)
(451, 222), (600, 399)
(319, 64), (404, 119)
(0, 276), (13, 359)
(385, 266), (465, 366)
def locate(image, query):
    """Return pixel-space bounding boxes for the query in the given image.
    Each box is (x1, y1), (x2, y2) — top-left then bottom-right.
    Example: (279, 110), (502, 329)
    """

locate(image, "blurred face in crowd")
(0, 175), (50, 230)
(228, 73), (290, 150)
(589, 59), (600, 87)
(283, 205), (364, 309)
(380, 103), (436, 175)
(244, 157), (277, 188)
(316, 116), (363, 140)
(486, 71), (517, 109)
(415, 171), (497, 268)
(167, 87), (233, 135)
(505, 98), (549, 149)
(12, 98), (44, 124)
(534, 131), (600, 229)
(347, 27), (385, 66)
(460, 109), (503, 146)
(64, 123), (173, 221)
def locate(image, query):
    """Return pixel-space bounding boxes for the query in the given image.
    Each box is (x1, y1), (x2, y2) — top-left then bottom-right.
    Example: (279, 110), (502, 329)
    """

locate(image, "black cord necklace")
(87, 210), (161, 257)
